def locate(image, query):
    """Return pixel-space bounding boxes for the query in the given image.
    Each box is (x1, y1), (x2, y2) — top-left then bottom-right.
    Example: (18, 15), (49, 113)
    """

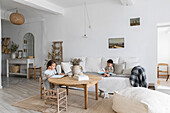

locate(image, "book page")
(50, 75), (65, 78)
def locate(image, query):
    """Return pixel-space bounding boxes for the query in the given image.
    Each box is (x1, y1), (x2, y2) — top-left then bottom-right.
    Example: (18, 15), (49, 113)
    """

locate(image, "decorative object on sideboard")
(28, 56), (34, 59)
(48, 41), (63, 65)
(70, 58), (83, 76)
(108, 38), (124, 49)
(10, 65), (20, 73)
(2, 38), (11, 54)
(10, 41), (19, 59)
(82, 0), (91, 38)
(17, 50), (23, 59)
(10, 10), (25, 25)
(130, 17), (140, 26)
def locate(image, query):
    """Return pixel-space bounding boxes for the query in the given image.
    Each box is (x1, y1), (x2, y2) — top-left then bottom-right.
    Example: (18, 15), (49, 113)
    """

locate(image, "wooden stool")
(28, 67), (42, 80)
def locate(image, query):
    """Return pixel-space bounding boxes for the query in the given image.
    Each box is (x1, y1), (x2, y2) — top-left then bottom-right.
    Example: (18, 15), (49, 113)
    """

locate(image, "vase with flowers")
(70, 58), (82, 76)
(10, 41), (19, 59)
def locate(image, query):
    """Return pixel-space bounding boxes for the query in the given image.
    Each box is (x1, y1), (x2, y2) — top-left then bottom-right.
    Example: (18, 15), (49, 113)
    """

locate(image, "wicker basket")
(10, 65), (20, 73)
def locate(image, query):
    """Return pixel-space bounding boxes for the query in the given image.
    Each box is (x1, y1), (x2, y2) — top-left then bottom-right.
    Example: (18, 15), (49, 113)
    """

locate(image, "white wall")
(1, 20), (43, 75)
(158, 27), (170, 71)
(2, 0), (170, 85)
(0, 1), (2, 88)
(42, 0), (170, 84)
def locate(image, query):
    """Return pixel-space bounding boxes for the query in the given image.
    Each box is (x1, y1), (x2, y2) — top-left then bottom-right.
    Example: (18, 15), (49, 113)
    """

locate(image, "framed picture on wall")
(130, 17), (140, 26)
(108, 38), (124, 49)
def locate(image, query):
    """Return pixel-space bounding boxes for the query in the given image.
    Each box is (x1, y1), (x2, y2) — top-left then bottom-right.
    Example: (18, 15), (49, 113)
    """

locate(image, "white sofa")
(60, 57), (140, 93)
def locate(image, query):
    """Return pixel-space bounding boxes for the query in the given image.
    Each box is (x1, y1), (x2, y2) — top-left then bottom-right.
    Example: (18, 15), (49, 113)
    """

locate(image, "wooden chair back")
(157, 63), (169, 78)
(44, 88), (67, 113)
(39, 74), (43, 99)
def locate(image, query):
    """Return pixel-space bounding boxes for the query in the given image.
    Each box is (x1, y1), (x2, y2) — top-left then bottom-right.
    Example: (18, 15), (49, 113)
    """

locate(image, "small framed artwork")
(108, 38), (124, 49)
(17, 50), (23, 59)
(130, 17), (140, 26)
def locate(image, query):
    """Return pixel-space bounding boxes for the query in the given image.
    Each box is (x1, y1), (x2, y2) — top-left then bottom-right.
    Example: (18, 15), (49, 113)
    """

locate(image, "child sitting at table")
(42, 60), (63, 90)
(103, 59), (114, 77)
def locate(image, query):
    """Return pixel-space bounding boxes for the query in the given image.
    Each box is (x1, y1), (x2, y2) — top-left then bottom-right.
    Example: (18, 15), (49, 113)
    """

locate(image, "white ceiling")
(1, 0), (54, 19)
(0, 0), (115, 20)
(46, 0), (109, 8)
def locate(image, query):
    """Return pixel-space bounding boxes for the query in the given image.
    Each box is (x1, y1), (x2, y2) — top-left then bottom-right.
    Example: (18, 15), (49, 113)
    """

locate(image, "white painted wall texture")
(42, 0), (170, 84)
(3, 0), (170, 85)
(2, 21), (43, 75)
(0, 2), (2, 88)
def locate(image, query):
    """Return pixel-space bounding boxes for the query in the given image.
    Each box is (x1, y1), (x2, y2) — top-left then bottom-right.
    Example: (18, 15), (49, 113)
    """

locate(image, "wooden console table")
(48, 74), (102, 109)
(7, 58), (34, 79)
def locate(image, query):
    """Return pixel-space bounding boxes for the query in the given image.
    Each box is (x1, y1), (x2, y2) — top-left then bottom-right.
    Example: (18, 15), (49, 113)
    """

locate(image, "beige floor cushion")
(112, 87), (170, 113)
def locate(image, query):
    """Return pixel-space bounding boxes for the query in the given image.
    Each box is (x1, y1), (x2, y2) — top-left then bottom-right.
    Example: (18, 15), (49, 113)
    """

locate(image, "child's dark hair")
(46, 60), (56, 69)
(107, 59), (113, 64)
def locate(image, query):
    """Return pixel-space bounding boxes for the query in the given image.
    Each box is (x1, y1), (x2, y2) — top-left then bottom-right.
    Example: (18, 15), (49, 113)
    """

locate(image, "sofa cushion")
(112, 87), (170, 113)
(122, 68), (132, 75)
(85, 57), (101, 72)
(119, 57), (139, 64)
(72, 57), (86, 72)
(126, 62), (140, 69)
(101, 57), (119, 69)
(123, 62), (139, 75)
(114, 63), (125, 74)
(61, 62), (72, 74)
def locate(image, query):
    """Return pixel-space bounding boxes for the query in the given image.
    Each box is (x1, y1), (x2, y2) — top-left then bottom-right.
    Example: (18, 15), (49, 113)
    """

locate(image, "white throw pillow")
(61, 62), (72, 74)
(112, 87), (170, 113)
(126, 62), (140, 69)
(122, 68), (132, 75)
(56, 65), (62, 74)
(119, 57), (139, 64)
(85, 57), (101, 72)
(101, 57), (119, 69)
(72, 57), (86, 72)
(114, 63), (125, 74)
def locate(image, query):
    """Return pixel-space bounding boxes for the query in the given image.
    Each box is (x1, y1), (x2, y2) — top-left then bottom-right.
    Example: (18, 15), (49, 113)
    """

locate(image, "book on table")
(50, 75), (65, 78)
(73, 74), (89, 81)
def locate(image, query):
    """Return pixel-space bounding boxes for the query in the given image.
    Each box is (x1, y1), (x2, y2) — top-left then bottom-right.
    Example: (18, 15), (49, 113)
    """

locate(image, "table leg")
(7, 59), (9, 78)
(166, 75), (169, 81)
(84, 84), (88, 109)
(28, 68), (30, 80)
(66, 86), (69, 95)
(95, 82), (98, 100)
(34, 68), (36, 80)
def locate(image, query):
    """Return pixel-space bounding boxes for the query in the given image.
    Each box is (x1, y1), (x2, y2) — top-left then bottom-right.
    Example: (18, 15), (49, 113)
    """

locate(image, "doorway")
(157, 25), (170, 88)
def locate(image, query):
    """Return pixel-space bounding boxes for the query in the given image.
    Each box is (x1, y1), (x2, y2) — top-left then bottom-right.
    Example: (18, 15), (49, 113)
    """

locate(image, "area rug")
(12, 89), (115, 113)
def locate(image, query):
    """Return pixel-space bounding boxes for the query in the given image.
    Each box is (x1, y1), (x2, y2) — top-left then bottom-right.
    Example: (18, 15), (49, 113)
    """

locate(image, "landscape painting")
(130, 17), (140, 26)
(108, 38), (124, 49)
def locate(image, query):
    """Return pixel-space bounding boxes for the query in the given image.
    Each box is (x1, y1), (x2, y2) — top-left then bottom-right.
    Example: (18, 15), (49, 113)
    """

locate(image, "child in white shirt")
(43, 60), (62, 90)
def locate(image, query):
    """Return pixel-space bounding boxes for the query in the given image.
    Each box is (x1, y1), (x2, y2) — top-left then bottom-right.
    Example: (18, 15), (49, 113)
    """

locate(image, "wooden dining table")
(48, 74), (102, 109)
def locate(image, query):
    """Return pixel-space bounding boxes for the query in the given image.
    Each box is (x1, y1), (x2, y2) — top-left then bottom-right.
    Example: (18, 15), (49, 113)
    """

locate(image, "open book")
(98, 71), (116, 76)
(50, 75), (65, 78)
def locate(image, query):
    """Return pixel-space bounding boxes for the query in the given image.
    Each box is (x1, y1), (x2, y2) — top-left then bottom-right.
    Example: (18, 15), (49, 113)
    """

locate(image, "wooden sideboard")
(7, 58), (34, 79)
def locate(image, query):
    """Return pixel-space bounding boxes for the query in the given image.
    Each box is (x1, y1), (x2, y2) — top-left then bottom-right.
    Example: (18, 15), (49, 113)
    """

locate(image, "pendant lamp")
(82, 0), (91, 38)
(10, 10), (25, 25)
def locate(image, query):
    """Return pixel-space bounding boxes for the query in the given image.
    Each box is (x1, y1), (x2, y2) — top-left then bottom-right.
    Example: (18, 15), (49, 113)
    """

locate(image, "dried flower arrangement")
(70, 58), (82, 65)
(48, 45), (57, 59)
(10, 41), (19, 53)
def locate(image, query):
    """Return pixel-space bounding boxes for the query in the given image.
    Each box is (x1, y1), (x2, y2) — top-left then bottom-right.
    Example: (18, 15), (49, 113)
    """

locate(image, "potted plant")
(10, 41), (19, 59)
(70, 58), (82, 76)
